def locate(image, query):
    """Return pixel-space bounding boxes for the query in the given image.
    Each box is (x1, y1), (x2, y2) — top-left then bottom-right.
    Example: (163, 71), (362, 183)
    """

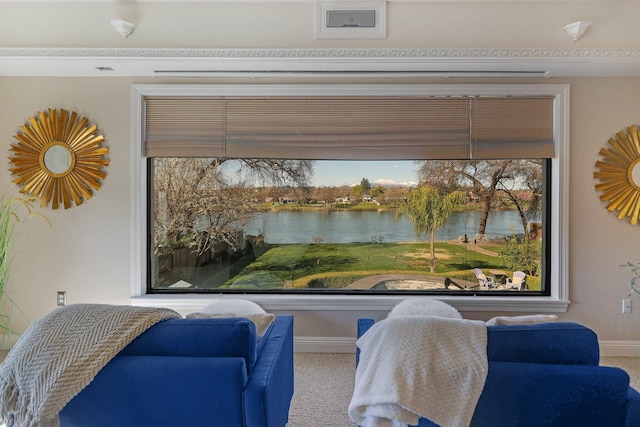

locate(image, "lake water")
(244, 210), (536, 244)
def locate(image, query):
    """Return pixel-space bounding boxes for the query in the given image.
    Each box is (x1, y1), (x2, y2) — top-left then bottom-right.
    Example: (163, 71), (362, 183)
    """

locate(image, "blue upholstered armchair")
(357, 319), (640, 427)
(60, 315), (294, 427)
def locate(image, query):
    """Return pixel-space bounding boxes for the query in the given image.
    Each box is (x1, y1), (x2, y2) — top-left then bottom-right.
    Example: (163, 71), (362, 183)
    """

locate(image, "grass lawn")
(220, 241), (541, 291)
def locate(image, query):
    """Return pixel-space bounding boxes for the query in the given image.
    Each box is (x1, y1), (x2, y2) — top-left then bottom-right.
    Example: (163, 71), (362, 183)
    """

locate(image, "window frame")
(131, 83), (570, 313)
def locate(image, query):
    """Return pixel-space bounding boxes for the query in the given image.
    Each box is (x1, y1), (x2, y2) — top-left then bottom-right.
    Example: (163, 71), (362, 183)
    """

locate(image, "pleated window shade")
(145, 97), (226, 157)
(144, 95), (554, 160)
(471, 97), (555, 159)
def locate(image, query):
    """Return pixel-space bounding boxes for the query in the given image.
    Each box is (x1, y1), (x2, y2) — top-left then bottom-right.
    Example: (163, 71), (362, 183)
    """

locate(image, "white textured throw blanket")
(0, 304), (180, 427)
(349, 316), (488, 427)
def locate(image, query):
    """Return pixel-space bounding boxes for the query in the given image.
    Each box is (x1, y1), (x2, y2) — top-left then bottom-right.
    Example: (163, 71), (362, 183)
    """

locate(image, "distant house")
(362, 194), (380, 205)
(335, 196), (351, 204)
(278, 196), (296, 204)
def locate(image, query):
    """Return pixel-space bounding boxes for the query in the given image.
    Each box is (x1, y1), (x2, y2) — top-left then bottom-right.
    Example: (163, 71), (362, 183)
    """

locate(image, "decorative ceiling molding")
(2, 47), (640, 59)
(2, 48), (640, 77)
(0, 0), (629, 3)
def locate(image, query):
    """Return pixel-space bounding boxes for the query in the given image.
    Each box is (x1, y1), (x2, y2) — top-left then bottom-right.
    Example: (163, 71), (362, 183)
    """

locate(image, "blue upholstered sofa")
(357, 319), (640, 427)
(59, 315), (294, 427)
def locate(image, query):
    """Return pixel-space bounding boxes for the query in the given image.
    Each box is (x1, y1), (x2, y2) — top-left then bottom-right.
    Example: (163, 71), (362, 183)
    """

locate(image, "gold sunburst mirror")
(594, 125), (640, 225)
(8, 108), (109, 210)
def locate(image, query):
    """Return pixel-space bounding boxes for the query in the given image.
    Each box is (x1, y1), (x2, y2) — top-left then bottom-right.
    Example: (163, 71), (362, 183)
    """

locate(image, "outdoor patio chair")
(505, 271), (526, 290)
(473, 268), (496, 289)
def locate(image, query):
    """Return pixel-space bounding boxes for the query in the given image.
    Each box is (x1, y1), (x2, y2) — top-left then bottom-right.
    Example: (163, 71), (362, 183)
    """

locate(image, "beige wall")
(1, 2), (640, 50)
(1, 0), (640, 352)
(1, 76), (640, 349)
(0, 77), (134, 338)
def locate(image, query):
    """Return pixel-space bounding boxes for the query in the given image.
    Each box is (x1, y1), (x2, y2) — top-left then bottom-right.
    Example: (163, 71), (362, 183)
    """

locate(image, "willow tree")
(397, 186), (467, 273)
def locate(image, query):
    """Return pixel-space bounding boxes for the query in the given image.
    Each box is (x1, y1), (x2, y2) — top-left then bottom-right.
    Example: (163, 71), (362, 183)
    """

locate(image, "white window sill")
(131, 294), (570, 313)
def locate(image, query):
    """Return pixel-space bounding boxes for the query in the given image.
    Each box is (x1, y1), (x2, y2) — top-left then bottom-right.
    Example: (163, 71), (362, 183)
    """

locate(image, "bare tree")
(232, 159), (314, 202)
(497, 159), (544, 237)
(418, 160), (521, 236)
(231, 159), (314, 189)
(153, 158), (314, 256)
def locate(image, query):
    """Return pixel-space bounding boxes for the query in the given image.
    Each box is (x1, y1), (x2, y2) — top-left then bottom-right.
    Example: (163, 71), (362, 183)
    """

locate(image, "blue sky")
(312, 160), (419, 187)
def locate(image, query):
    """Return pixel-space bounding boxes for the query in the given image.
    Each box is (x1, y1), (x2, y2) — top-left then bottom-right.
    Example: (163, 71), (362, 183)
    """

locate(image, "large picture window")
(132, 84), (569, 311)
(149, 158), (549, 295)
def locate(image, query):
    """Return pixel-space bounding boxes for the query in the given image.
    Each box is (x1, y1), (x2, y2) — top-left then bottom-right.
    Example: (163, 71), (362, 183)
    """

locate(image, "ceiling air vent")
(316, 0), (386, 39)
(326, 10), (376, 28)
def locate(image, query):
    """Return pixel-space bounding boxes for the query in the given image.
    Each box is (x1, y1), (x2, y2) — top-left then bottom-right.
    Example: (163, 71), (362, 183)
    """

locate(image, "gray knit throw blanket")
(0, 304), (180, 427)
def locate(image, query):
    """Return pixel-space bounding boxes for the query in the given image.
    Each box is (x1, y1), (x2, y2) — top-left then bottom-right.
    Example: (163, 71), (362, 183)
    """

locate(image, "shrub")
(499, 231), (541, 276)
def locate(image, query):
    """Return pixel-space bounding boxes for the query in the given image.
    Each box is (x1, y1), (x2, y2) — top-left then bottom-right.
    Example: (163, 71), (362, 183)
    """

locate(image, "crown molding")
(0, 0), (630, 2)
(1, 48), (640, 77)
(2, 47), (640, 58)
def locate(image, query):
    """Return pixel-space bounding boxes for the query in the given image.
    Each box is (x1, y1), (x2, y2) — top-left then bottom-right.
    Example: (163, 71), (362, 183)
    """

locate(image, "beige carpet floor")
(287, 353), (640, 427)
(288, 353), (357, 427)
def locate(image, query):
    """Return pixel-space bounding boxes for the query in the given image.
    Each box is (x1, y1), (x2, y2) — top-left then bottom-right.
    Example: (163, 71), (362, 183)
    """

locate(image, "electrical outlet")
(57, 291), (66, 306)
(622, 298), (632, 314)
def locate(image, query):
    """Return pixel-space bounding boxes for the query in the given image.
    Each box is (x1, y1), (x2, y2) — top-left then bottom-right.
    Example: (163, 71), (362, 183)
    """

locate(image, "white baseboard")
(294, 336), (356, 353)
(2, 335), (638, 357)
(599, 340), (640, 357)
(294, 337), (640, 358)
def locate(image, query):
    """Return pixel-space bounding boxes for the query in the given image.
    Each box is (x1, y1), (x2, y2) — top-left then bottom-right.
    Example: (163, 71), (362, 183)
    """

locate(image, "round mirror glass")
(631, 160), (640, 190)
(43, 144), (72, 175)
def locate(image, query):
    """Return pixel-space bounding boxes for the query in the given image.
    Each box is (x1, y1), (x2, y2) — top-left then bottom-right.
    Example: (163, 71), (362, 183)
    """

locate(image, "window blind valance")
(145, 97), (226, 157)
(471, 97), (555, 159)
(144, 95), (554, 160)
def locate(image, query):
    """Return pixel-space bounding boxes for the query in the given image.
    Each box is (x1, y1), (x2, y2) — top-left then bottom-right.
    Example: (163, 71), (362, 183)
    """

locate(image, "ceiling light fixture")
(564, 21), (591, 41)
(111, 19), (136, 39)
